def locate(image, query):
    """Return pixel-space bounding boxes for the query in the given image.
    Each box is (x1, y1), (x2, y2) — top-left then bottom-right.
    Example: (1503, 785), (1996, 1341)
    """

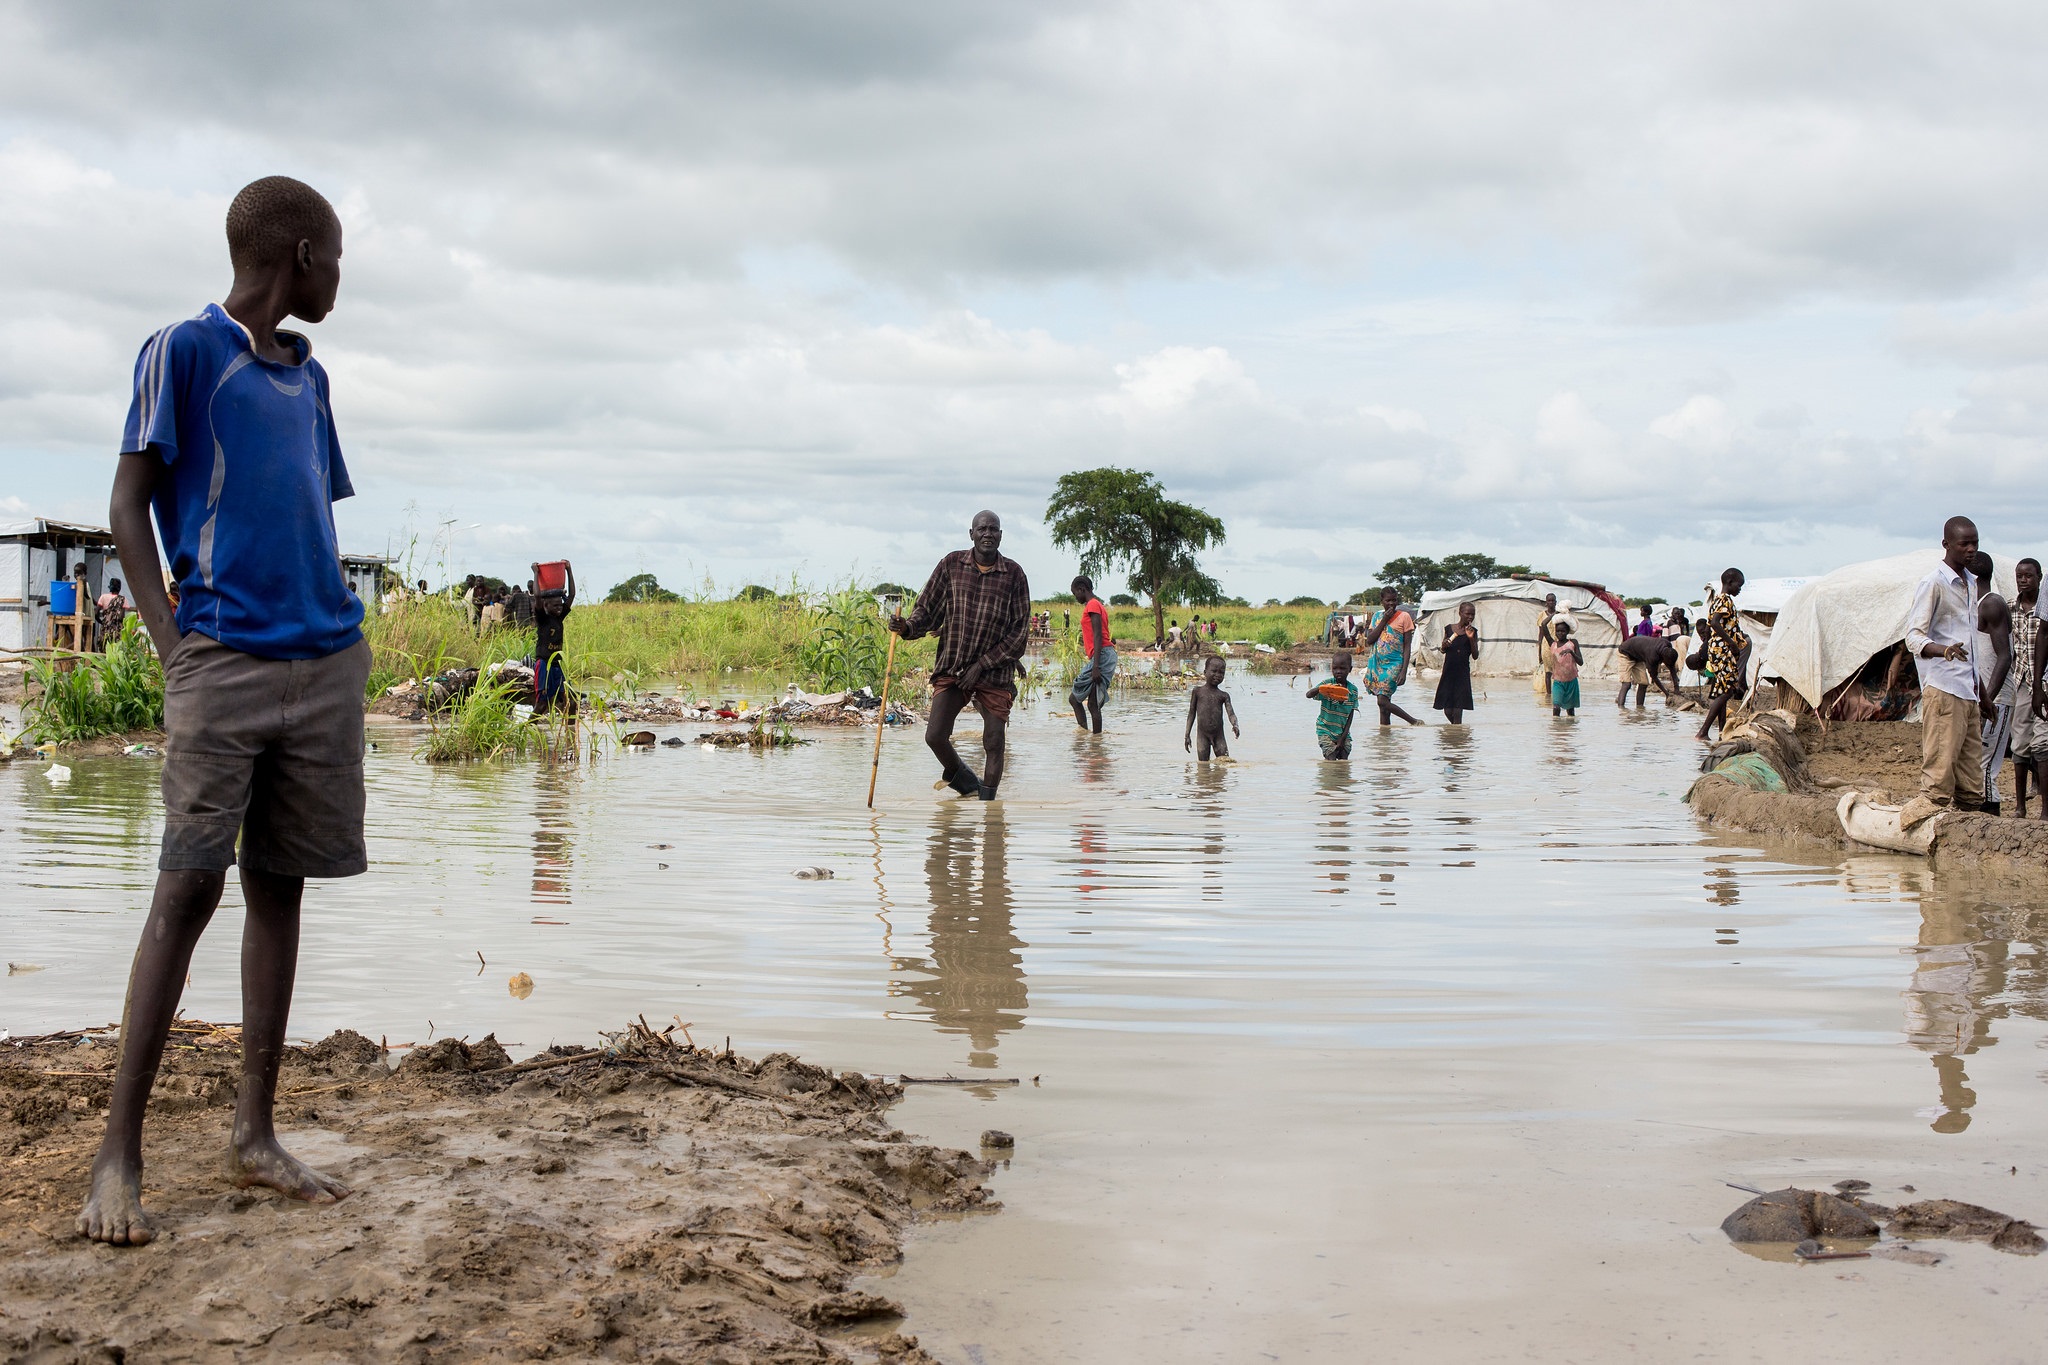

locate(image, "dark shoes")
(944, 765), (983, 798)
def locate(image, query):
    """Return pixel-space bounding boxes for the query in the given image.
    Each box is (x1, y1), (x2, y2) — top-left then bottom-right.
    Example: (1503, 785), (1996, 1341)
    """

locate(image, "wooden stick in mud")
(867, 620), (900, 808)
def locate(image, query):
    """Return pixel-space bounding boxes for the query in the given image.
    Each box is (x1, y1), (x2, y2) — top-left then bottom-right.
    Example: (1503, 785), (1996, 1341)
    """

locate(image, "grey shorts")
(2014, 695), (2048, 760)
(160, 633), (370, 878)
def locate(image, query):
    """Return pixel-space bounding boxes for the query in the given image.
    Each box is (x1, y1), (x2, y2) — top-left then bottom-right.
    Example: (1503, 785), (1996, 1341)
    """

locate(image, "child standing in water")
(1550, 621), (1583, 716)
(1307, 650), (1360, 758)
(1185, 654), (1240, 759)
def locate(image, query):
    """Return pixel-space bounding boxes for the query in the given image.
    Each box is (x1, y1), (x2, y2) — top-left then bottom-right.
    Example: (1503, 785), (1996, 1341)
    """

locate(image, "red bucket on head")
(533, 560), (569, 594)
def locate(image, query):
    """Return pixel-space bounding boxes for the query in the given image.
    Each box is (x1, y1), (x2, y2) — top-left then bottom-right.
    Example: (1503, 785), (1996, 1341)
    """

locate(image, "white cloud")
(4, 3), (2048, 601)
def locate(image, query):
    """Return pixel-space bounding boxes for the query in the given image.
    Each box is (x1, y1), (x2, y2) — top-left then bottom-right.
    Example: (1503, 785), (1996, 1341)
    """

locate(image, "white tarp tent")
(1759, 549), (2018, 708)
(1412, 578), (1628, 679)
(1732, 576), (1815, 617)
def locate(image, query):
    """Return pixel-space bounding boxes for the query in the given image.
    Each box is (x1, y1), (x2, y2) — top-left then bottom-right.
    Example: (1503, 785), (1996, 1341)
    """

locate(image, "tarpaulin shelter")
(1412, 577), (1629, 678)
(1759, 549), (2017, 712)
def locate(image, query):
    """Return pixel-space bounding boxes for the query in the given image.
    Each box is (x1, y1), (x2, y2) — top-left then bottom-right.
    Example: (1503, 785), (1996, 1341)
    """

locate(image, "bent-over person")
(890, 510), (1030, 799)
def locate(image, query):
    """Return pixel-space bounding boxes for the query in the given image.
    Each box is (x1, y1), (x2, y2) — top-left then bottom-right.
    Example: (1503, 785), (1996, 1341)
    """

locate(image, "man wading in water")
(891, 511), (1031, 800)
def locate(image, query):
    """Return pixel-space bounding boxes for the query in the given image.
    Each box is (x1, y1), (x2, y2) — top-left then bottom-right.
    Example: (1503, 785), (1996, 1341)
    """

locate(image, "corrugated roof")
(0, 517), (116, 542)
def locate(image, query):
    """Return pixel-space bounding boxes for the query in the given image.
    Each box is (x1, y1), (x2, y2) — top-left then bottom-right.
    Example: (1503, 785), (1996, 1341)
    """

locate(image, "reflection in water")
(1186, 763), (1228, 899)
(1903, 881), (2009, 1134)
(902, 805), (1026, 1068)
(1314, 759), (1355, 894)
(531, 767), (574, 905)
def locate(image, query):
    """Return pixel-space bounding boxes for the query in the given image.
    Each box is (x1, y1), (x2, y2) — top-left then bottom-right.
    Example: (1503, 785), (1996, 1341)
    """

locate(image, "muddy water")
(8, 667), (2048, 1361)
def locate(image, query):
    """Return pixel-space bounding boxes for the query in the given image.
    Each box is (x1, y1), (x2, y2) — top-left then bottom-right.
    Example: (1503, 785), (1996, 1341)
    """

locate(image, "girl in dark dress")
(1433, 601), (1479, 723)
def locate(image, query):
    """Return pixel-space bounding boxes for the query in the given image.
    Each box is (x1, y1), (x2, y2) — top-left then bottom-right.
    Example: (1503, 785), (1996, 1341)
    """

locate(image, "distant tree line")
(1362, 553), (1535, 605)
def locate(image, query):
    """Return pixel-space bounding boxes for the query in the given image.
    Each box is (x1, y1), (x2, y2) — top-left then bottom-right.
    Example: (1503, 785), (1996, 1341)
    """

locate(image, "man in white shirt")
(1905, 516), (1986, 809)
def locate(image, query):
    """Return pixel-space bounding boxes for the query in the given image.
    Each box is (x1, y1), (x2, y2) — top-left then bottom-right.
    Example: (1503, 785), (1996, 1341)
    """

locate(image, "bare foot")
(226, 1137), (350, 1204)
(76, 1159), (155, 1245)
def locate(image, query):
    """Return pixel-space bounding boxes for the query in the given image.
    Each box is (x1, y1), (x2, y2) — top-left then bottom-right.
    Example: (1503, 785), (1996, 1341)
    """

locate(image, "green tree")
(1285, 594), (1328, 608)
(605, 572), (679, 604)
(1371, 552), (1533, 603)
(1109, 592), (1139, 606)
(734, 584), (777, 603)
(1046, 468), (1227, 643)
(1159, 566), (1228, 606)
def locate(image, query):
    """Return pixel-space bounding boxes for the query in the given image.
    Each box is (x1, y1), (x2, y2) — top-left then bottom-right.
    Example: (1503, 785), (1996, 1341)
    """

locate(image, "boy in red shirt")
(1070, 575), (1117, 733)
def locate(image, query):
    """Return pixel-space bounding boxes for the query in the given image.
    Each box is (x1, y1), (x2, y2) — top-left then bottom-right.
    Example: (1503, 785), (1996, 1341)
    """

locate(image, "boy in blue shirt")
(79, 177), (368, 1245)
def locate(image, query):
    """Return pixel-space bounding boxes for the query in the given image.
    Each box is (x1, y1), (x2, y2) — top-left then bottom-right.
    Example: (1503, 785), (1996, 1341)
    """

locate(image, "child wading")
(1549, 621), (1583, 716)
(1185, 654), (1240, 759)
(1308, 650), (1360, 758)
(80, 177), (367, 1245)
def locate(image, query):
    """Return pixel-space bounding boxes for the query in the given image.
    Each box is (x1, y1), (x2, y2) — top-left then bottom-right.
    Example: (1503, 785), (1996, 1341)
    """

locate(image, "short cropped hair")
(1971, 550), (1994, 581)
(1072, 575), (1093, 594)
(1943, 515), (1976, 544)
(225, 176), (339, 272)
(2021, 558), (2041, 575)
(1332, 650), (1353, 666)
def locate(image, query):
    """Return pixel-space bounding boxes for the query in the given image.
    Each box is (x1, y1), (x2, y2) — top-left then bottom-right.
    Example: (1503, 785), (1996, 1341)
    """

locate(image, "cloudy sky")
(3, 1), (2045, 603)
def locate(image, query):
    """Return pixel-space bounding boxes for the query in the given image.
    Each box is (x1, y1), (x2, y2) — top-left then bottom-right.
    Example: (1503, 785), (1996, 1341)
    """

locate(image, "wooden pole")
(867, 626), (900, 808)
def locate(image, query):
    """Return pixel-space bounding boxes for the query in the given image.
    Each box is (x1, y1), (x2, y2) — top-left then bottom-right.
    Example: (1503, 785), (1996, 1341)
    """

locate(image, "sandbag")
(1837, 790), (1943, 855)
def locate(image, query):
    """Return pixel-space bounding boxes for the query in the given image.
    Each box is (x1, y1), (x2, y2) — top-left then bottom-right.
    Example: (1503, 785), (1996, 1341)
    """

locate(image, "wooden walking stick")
(867, 620), (900, 808)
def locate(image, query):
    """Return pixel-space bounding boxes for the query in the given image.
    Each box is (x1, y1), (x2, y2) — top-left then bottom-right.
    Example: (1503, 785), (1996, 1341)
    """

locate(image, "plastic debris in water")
(122, 743), (161, 757)
(792, 866), (834, 880)
(508, 972), (535, 999)
(44, 764), (70, 784)
(8, 963), (48, 975)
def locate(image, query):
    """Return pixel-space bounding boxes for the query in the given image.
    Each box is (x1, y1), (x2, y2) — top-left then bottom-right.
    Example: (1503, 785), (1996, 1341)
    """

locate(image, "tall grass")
(363, 593), (1330, 698)
(366, 593), (937, 692)
(24, 618), (166, 742)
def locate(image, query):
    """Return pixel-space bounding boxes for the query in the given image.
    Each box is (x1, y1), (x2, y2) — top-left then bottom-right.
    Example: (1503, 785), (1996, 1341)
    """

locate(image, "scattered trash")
(980, 1129), (1015, 1150)
(792, 866), (834, 880)
(1870, 1244), (1945, 1267)
(661, 736), (686, 747)
(8, 963), (47, 975)
(648, 843), (673, 849)
(44, 764), (70, 785)
(121, 743), (161, 757)
(530, 917), (569, 926)
(508, 972), (535, 999)
(1793, 1238), (1869, 1262)
(1834, 1179), (1871, 1193)
(622, 730), (656, 747)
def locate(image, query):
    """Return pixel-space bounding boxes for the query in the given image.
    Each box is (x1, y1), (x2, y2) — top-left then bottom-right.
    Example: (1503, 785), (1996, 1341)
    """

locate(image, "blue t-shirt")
(120, 304), (364, 660)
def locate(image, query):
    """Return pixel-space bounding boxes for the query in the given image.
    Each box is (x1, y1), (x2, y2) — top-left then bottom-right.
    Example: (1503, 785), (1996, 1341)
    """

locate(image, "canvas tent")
(1412, 578), (1629, 679)
(1759, 549), (2017, 710)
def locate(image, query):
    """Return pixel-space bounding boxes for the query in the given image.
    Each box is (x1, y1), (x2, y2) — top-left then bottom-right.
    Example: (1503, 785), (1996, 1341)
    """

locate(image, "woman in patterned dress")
(1695, 568), (1748, 741)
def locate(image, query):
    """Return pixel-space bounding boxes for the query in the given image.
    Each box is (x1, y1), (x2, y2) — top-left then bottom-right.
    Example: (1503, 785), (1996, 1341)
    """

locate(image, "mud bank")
(1690, 718), (2048, 876)
(0, 1023), (995, 1363)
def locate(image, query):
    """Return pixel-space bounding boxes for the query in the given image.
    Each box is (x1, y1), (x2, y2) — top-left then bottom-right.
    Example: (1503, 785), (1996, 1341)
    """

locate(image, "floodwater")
(7, 664), (2048, 1361)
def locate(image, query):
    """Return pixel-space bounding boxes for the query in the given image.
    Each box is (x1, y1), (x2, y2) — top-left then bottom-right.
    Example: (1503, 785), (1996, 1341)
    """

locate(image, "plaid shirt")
(900, 550), (1031, 683)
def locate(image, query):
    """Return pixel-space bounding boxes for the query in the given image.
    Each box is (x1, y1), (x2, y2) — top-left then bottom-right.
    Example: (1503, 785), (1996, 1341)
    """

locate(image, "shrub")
(24, 618), (166, 742)
(1258, 624), (1293, 650)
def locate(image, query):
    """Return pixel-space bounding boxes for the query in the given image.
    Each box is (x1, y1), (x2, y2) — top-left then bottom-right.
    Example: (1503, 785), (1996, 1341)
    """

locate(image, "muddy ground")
(0, 1023), (995, 1363)
(1691, 716), (2048, 872)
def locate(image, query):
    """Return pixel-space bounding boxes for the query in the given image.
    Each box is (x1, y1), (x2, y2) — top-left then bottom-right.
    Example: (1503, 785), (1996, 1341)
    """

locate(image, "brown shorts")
(931, 675), (1016, 722)
(1618, 658), (1651, 686)
(160, 633), (371, 878)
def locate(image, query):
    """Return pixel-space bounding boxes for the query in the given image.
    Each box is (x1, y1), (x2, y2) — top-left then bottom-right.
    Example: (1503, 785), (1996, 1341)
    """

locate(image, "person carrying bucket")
(532, 559), (575, 712)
